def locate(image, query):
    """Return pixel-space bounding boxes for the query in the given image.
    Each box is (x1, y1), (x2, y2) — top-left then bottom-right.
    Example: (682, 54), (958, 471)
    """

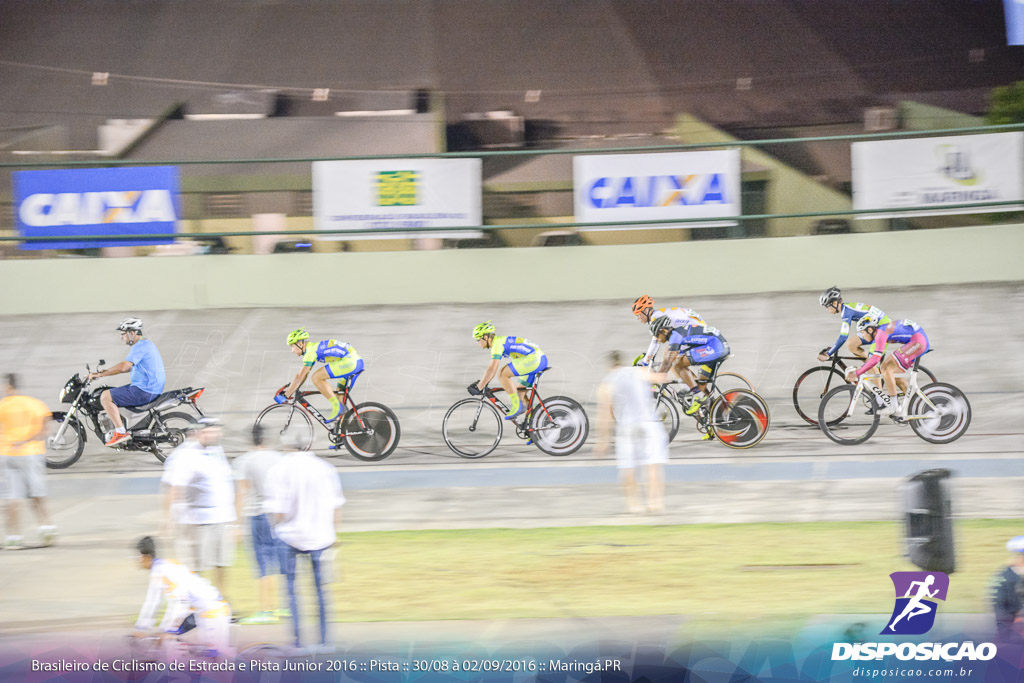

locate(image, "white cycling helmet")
(1007, 536), (1024, 553)
(856, 314), (880, 333)
(116, 317), (144, 333)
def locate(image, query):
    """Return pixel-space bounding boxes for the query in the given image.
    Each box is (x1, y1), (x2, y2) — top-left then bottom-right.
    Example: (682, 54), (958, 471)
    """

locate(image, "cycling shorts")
(324, 357), (364, 380)
(509, 353), (548, 387)
(893, 332), (929, 371)
(685, 338), (729, 366)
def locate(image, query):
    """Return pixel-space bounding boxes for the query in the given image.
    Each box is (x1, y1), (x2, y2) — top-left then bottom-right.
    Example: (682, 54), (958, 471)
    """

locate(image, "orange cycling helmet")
(632, 295), (654, 316)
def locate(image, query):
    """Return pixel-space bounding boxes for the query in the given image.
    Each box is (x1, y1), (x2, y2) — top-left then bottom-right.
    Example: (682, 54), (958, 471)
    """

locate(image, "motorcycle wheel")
(46, 414), (87, 469)
(149, 412), (198, 463)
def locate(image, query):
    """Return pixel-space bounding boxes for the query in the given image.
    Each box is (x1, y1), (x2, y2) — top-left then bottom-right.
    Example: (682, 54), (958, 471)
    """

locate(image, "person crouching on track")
(132, 535), (232, 658)
(276, 328), (363, 423)
(469, 321), (548, 420)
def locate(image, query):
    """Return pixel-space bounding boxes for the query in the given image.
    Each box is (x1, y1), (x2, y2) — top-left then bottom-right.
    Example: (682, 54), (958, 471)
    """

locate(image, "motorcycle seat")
(122, 387), (195, 413)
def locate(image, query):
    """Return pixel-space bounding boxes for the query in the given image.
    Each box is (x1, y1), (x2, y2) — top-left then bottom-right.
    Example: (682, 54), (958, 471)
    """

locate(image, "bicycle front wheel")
(793, 366), (848, 426)
(655, 393), (680, 443)
(707, 389), (769, 449)
(907, 382), (971, 444)
(255, 403), (315, 451)
(342, 402), (401, 461)
(530, 396), (589, 456)
(818, 385), (879, 445)
(442, 398), (503, 458)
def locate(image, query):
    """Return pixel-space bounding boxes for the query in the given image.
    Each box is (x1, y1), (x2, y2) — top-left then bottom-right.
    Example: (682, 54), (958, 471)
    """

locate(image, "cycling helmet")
(856, 314), (880, 332)
(116, 317), (144, 333)
(820, 286), (842, 308)
(286, 328), (309, 345)
(649, 315), (675, 338)
(632, 295), (654, 316)
(472, 321), (496, 340)
(1008, 536), (1024, 553)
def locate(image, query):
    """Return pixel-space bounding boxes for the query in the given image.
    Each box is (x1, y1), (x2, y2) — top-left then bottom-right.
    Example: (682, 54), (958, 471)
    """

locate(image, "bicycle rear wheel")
(443, 398), (503, 458)
(793, 366), (848, 426)
(818, 385), (879, 445)
(255, 403), (315, 451)
(907, 382), (971, 444)
(341, 402), (401, 461)
(530, 396), (589, 456)
(707, 389), (769, 449)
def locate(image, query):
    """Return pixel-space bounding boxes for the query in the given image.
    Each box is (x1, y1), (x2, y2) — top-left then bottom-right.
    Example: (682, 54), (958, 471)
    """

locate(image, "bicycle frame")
(478, 377), (561, 436)
(285, 376), (374, 438)
(845, 364), (938, 421)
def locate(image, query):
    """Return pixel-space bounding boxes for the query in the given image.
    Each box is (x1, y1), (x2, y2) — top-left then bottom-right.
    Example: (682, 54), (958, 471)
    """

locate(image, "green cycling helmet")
(472, 321), (496, 340)
(287, 328), (310, 345)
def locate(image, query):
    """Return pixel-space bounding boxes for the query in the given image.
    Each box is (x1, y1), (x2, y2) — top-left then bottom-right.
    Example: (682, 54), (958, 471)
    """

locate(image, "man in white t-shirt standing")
(265, 433), (345, 650)
(162, 417), (238, 599)
(233, 423), (285, 624)
(595, 350), (670, 514)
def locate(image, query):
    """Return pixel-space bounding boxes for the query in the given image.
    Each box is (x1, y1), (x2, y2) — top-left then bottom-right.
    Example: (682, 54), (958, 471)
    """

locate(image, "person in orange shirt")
(0, 374), (56, 550)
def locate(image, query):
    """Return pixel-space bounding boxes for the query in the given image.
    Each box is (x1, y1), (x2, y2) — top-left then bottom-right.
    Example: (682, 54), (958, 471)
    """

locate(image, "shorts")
(615, 422), (668, 470)
(685, 338), (729, 366)
(250, 514), (283, 577)
(194, 522), (236, 571)
(325, 356), (363, 380)
(1, 454), (46, 499)
(893, 332), (930, 371)
(197, 603), (232, 657)
(509, 353), (549, 387)
(109, 384), (160, 407)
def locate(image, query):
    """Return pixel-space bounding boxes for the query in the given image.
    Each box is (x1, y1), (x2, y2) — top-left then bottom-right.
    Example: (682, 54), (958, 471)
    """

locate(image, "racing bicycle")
(816, 352), (969, 445)
(793, 349), (936, 426)
(254, 371), (400, 460)
(442, 368), (588, 458)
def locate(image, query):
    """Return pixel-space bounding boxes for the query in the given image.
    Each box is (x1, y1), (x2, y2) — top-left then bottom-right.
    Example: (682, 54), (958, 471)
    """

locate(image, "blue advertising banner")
(13, 166), (180, 249)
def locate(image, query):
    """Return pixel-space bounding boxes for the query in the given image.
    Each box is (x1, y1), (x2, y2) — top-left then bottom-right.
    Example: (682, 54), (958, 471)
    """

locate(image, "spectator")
(991, 536), (1024, 641)
(87, 317), (165, 447)
(594, 351), (670, 515)
(233, 424), (286, 624)
(0, 374), (56, 549)
(161, 417), (238, 597)
(266, 432), (345, 651)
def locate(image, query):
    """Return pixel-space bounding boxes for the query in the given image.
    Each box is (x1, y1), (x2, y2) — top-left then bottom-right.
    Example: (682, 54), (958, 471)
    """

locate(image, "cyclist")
(132, 536), (232, 658)
(631, 294), (706, 367)
(470, 321), (547, 420)
(650, 316), (730, 422)
(276, 329), (363, 422)
(818, 286), (891, 362)
(845, 315), (930, 418)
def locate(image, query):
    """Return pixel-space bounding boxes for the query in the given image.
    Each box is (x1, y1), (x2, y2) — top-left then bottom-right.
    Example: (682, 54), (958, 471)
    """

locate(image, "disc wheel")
(529, 396), (589, 456)
(907, 382), (971, 444)
(340, 402), (400, 461)
(707, 389), (770, 449)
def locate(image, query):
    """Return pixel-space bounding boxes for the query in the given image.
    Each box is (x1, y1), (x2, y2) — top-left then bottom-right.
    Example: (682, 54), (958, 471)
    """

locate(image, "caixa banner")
(573, 150), (741, 229)
(13, 166), (180, 249)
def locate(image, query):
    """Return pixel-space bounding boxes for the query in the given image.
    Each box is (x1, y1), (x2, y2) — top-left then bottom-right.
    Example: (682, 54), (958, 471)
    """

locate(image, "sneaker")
(39, 526), (57, 547)
(684, 392), (708, 416)
(4, 536), (25, 551)
(274, 608), (291, 618)
(105, 431), (130, 446)
(238, 611), (279, 625)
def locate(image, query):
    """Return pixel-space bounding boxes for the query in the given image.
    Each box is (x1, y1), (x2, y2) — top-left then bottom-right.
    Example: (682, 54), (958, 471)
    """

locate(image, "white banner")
(313, 159), (481, 239)
(573, 150), (741, 228)
(852, 133), (1024, 218)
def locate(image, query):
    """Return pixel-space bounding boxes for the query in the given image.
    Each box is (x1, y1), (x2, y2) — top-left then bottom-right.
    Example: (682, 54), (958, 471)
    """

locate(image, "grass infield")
(224, 520), (1021, 635)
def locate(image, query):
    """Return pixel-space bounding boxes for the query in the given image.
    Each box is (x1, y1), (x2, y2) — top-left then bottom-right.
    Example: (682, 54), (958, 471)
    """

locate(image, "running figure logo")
(882, 571), (950, 635)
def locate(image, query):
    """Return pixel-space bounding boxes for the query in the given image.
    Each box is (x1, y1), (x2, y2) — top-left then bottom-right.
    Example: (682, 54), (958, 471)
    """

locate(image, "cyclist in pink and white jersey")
(846, 315), (930, 418)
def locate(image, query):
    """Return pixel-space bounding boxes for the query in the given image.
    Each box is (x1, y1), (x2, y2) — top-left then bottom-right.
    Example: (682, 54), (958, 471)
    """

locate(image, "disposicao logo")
(831, 571), (997, 662)
(882, 571), (948, 636)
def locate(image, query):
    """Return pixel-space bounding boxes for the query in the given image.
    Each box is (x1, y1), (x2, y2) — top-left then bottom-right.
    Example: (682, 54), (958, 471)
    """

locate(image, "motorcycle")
(47, 360), (206, 469)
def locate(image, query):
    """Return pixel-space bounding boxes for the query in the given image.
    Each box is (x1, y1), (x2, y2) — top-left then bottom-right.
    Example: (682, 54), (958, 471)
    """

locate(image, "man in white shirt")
(595, 351), (671, 514)
(265, 432), (345, 650)
(233, 423), (286, 624)
(162, 417), (238, 598)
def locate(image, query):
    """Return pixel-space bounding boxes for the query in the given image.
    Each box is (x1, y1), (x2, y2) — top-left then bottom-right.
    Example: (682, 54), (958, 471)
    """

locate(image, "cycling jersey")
(666, 324), (730, 366)
(135, 558), (227, 633)
(642, 307), (706, 364)
(302, 340), (359, 367)
(856, 319), (930, 376)
(490, 335), (542, 361)
(826, 302), (891, 357)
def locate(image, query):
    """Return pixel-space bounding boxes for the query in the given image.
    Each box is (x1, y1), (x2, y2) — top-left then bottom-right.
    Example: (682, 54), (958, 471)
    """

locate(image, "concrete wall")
(0, 224), (1020, 314)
